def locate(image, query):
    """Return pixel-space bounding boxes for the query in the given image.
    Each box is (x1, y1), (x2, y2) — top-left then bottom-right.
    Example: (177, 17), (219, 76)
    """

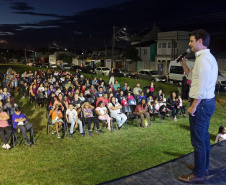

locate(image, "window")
(170, 66), (184, 74)
(158, 60), (161, 62)
(158, 43), (161, 48)
(143, 49), (147, 55)
(168, 43), (171, 48)
(162, 43), (167, 48)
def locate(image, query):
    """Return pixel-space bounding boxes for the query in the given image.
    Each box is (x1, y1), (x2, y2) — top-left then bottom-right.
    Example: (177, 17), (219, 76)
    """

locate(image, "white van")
(168, 60), (226, 90)
(168, 59), (195, 85)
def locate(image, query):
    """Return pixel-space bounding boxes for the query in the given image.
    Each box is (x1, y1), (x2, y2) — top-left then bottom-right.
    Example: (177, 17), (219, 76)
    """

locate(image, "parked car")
(94, 67), (110, 76)
(114, 68), (132, 77)
(36, 63), (43, 67)
(216, 71), (226, 91)
(137, 69), (166, 82)
(70, 65), (83, 72)
(49, 64), (58, 69)
(82, 66), (94, 74)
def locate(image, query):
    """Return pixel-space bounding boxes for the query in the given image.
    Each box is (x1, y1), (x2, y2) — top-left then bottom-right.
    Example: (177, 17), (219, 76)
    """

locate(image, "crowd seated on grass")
(0, 67), (189, 141)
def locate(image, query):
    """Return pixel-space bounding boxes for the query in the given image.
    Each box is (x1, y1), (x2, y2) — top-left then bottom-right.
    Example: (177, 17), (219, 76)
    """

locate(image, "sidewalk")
(100, 141), (226, 185)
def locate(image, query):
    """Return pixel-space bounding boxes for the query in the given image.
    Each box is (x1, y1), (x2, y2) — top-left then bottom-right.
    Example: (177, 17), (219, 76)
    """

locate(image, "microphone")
(176, 48), (191, 62)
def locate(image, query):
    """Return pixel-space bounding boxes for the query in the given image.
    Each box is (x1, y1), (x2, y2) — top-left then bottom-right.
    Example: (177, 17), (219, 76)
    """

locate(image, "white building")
(156, 31), (194, 63)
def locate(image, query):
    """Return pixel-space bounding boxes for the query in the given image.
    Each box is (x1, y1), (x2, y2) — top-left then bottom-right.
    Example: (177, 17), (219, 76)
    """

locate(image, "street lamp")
(111, 26), (127, 68)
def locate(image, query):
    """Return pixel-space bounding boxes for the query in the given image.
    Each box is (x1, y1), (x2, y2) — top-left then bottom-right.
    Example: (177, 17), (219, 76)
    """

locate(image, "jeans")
(189, 99), (216, 177)
(110, 112), (127, 127)
(69, 118), (83, 134)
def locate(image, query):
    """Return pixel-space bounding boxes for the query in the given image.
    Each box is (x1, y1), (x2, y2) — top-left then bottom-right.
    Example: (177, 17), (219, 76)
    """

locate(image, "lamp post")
(111, 26), (127, 68)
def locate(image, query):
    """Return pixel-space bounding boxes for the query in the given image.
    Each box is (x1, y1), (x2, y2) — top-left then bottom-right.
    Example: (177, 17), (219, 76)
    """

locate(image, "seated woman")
(3, 96), (18, 115)
(113, 81), (120, 91)
(30, 84), (37, 102)
(92, 77), (98, 86)
(90, 85), (97, 96)
(149, 82), (155, 96)
(108, 97), (127, 130)
(157, 89), (163, 103)
(96, 101), (112, 131)
(66, 103), (83, 138)
(53, 93), (67, 112)
(1, 87), (10, 105)
(167, 91), (180, 121)
(12, 107), (33, 145)
(0, 107), (12, 149)
(49, 104), (63, 138)
(134, 98), (150, 127)
(37, 83), (45, 94)
(81, 102), (101, 136)
(215, 126), (226, 143)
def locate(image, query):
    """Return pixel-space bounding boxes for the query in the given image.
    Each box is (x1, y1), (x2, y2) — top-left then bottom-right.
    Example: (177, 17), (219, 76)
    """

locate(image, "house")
(131, 27), (160, 71)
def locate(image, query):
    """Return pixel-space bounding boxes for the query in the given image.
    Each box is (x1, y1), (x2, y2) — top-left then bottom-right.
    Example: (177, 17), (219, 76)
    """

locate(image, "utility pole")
(25, 49), (27, 63)
(111, 25), (116, 68)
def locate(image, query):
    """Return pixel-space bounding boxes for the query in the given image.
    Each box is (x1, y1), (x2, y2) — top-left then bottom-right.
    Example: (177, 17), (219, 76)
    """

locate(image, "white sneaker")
(57, 133), (61, 138)
(5, 144), (11, 150)
(21, 96), (25, 99)
(52, 130), (56, 135)
(2, 144), (6, 149)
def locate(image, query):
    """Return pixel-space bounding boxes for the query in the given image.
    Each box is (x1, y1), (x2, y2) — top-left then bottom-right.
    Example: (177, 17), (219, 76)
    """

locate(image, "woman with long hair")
(134, 98), (150, 127)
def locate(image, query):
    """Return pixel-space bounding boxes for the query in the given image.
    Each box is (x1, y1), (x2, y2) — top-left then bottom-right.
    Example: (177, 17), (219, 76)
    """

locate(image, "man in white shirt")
(178, 29), (218, 184)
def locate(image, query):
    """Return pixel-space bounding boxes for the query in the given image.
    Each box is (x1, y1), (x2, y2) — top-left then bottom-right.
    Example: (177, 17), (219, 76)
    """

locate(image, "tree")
(125, 46), (141, 61)
(57, 54), (72, 65)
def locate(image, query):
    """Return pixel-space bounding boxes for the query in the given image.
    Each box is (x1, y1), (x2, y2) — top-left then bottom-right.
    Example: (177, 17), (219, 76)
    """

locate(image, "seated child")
(153, 99), (160, 113)
(66, 103), (83, 138)
(121, 96), (128, 106)
(127, 92), (136, 105)
(79, 92), (85, 102)
(49, 104), (63, 138)
(215, 126), (226, 143)
(159, 93), (170, 116)
(138, 92), (146, 103)
(95, 101), (112, 131)
(178, 95), (186, 117)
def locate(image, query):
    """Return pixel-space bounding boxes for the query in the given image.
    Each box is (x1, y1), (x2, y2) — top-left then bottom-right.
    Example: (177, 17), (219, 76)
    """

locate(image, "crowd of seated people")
(0, 67), (188, 142)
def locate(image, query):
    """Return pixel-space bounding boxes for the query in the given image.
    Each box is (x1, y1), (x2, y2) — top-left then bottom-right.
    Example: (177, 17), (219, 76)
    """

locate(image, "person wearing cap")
(79, 75), (85, 85)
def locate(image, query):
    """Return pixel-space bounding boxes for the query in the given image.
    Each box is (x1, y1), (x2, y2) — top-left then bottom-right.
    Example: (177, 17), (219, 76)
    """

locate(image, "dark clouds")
(1, 0), (226, 50)
(10, 2), (34, 11)
(12, 11), (66, 18)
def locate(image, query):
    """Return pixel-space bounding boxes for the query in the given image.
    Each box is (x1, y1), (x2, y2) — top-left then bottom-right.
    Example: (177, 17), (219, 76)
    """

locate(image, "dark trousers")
(168, 106), (179, 118)
(180, 106), (186, 114)
(85, 117), (99, 130)
(0, 126), (12, 144)
(15, 123), (33, 140)
(189, 99), (216, 177)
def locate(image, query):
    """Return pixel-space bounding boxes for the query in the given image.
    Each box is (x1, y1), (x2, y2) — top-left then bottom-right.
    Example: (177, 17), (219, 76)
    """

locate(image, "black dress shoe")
(178, 173), (205, 184)
(187, 164), (209, 176)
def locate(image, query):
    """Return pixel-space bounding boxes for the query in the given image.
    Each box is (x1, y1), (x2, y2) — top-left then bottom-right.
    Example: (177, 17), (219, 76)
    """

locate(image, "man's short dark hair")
(189, 29), (210, 47)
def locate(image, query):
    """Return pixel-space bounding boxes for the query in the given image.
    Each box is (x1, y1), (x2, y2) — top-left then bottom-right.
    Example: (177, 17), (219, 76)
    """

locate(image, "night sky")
(1, 0), (226, 51)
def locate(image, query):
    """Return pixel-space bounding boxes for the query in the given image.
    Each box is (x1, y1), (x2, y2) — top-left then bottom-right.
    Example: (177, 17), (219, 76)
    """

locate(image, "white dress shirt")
(188, 49), (218, 99)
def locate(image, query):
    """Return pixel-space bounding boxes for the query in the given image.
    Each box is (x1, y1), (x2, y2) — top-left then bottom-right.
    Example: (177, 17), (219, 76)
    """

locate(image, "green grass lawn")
(0, 64), (226, 185)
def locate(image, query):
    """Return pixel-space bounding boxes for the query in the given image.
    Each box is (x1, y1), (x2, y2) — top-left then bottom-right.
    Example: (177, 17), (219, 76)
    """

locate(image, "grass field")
(0, 64), (226, 185)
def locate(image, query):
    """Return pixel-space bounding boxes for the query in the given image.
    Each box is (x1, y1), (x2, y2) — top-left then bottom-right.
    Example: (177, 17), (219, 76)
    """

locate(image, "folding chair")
(12, 114), (35, 146)
(47, 114), (66, 139)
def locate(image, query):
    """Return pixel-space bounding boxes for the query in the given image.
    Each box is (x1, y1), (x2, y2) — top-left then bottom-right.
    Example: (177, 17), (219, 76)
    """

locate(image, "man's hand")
(179, 56), (186, 67)
(187, 105), (196, 116)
